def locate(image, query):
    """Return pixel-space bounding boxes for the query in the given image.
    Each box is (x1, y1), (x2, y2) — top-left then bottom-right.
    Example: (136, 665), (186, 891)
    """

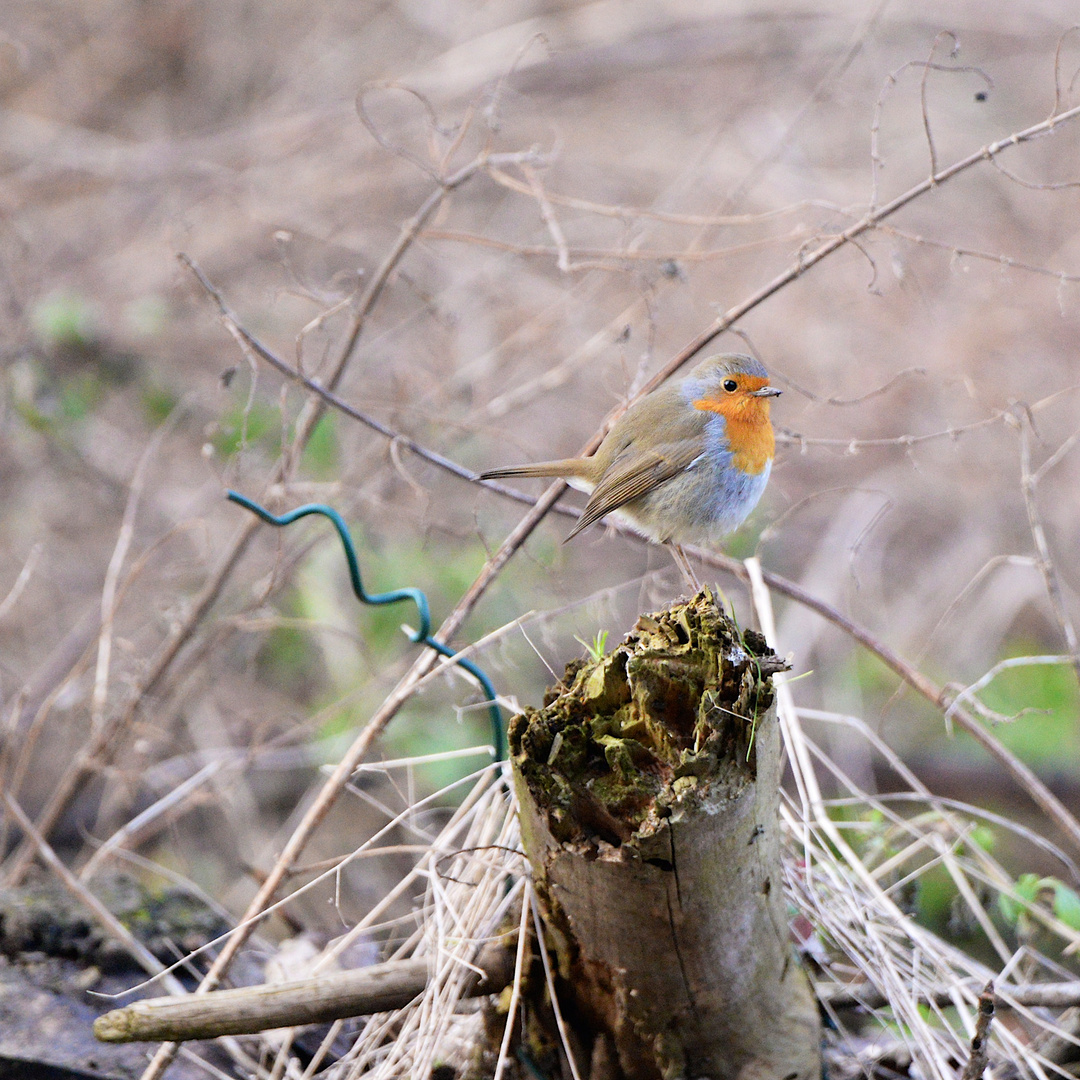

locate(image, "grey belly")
(628, 463), (770, 545)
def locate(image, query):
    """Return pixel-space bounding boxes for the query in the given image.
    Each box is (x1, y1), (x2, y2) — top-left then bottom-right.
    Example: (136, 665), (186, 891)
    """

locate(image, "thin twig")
(531, 892), (583, 1080)
(522, 163), (571, 274)
(776, 411), (1002, 451)
(0, 625), (98, 868)
(879, 223), (1080, 283)
(1052, 26), (1080, 118)
(492, 889), (531, 1080)
(1015, 408), (1080, 686)
(181, 261), (525, 500)
(419, 226), (811, 265)
(870, 51), (992, 210)
(960, 982), (995, 1080)
(944, 655), (1076, 725)
(772, 365), (928, 406)
(920, 33), (962, 182)
(486, 165), (844, 226)
(78, 759), (225, 882)
(0, 542), (41, 624)
(989, 154), (1080, 191)
(90, 408), (179, 735)
(1036, 424), (1080, 482)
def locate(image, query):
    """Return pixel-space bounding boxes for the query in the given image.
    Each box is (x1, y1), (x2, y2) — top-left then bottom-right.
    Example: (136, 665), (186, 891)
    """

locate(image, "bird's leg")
(668, 543), (701, 593)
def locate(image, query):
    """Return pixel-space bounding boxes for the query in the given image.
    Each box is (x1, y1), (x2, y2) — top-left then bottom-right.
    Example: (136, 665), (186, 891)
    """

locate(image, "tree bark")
(510, 590), (820, 1080)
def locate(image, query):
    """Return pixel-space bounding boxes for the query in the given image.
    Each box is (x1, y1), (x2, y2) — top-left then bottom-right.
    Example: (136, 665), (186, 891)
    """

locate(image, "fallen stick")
(94, 946), (514, 1044)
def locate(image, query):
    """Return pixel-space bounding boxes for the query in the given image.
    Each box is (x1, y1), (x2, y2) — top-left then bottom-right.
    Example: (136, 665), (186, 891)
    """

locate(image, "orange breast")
(725, 418), (775, 475)
(692, 397), (775, 476)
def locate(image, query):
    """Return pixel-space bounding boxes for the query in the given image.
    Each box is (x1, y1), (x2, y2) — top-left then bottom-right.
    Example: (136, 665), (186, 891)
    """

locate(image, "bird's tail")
(479, 458), (592, 481)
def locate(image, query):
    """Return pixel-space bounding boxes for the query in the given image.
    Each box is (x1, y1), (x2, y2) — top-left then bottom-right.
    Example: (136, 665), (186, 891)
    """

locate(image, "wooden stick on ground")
(95, 945), (515, 1044)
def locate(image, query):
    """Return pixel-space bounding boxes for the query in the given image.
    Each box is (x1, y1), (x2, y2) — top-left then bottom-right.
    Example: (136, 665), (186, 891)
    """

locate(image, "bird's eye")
(722, 379), (738, 393)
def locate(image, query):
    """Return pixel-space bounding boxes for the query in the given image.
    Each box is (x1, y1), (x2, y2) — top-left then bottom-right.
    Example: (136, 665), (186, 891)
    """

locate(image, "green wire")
(227, 491), (506, 759)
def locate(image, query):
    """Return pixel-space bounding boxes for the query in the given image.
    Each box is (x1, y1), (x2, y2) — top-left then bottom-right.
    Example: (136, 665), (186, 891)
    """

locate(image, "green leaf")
(142, 384), (180, 425)
(574, 629), (609, 663)
(1049, 881), (1080, 930)
(1015, 873), (1042, 902)
(979, 642), (1080, 764)
(999, 873), (1040, 925)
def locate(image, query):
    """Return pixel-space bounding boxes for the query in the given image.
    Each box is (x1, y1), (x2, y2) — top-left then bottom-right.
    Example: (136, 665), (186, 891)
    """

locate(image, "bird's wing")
(567, 438), (703, 540)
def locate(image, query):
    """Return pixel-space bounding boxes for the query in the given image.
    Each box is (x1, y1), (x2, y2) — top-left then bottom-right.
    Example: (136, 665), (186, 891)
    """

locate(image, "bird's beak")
(750, 386), (782, 397)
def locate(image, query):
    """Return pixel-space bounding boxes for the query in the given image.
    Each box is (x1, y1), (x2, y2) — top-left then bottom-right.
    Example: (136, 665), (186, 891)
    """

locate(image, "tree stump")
(509, 590), (820, 1080)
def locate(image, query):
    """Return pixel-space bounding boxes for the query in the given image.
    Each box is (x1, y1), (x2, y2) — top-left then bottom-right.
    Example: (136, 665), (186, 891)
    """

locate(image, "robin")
(479, 353), (780, 585)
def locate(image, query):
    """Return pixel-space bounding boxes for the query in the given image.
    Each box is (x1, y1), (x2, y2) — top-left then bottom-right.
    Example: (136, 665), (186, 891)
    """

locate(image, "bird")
(479, 353), (781, 586)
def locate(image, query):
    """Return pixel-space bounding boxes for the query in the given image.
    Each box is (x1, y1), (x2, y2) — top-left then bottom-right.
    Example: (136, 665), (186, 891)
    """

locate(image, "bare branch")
(989, 153), (1080, 190)
(772, 366), (928, 406)
(419, 225), (811, 266)
(879, 223), (1080, 282)
(485, 165), (843, 227)
(1015, 409), (1080, 686)
(521, 163), (571, 274)
(871, 48), (991, 209)
(136, 91), (1080, 1080)
(921, 33), (960, 180)
(944, 655), (1075, 724)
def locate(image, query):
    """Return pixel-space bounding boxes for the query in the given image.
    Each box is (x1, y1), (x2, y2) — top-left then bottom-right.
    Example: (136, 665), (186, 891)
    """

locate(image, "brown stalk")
(94, 962), (1080, 1045)
(96, 950), (515, 1044)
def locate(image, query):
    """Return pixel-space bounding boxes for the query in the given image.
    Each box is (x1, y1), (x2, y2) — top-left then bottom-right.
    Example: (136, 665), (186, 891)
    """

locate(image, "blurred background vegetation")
(1, 0), (1079, 1006)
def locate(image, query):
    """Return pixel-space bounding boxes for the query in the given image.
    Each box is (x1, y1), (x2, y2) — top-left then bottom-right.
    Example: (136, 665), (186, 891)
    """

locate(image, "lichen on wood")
(510, 589), (820, 1080)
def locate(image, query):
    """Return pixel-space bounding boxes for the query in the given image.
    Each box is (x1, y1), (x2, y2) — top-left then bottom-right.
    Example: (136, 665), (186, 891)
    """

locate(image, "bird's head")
(686, 354), (781, 426)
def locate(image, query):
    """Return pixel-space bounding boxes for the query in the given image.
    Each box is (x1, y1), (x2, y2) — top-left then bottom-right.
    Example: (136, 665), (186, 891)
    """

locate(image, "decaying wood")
(511, 589), (821, 1080)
